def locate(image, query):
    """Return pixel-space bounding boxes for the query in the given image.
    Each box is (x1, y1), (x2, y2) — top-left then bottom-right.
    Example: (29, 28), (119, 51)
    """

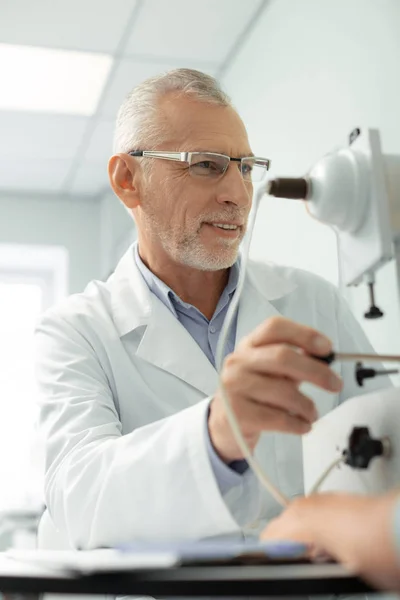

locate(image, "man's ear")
(108, 154), (141, 209)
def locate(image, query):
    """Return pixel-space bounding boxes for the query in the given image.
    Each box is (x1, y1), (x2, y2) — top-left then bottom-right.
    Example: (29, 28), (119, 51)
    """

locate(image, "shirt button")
(210, 326), (216, 334)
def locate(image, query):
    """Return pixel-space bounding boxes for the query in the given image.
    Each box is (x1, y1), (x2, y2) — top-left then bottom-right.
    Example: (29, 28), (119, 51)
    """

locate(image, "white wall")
(0, 193), (101, 293)
(222, 0), (400, 357)
(0, 188), (136, 296)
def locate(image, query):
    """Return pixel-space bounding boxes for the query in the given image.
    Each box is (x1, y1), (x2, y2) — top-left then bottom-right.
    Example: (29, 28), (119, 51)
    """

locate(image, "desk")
(0, 559), (375, 597)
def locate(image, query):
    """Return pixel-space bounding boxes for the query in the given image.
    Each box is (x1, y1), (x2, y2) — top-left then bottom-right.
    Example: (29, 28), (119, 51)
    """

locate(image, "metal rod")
(336, 352), (400, 363)
(368, 281), (375, 307)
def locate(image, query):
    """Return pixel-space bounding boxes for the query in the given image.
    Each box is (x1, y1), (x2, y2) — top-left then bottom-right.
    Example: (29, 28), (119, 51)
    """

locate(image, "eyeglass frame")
(128, 150), (271, 181)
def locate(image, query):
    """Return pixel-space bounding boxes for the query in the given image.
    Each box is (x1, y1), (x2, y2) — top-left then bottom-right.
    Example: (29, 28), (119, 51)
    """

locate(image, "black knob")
(364, 305), (384, 319)
(344, 427), (384, 469)
(364, 282), (384, 319)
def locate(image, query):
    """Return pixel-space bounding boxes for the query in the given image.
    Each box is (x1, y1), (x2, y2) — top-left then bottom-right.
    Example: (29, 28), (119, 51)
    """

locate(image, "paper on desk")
(6, 540), (309, 574)
(118, 539), (309, 561)
(6, 549), (178, 574)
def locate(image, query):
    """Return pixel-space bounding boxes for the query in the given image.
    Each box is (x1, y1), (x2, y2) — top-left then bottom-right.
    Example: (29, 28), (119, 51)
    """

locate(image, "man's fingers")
(225, 372), (318, 424)
(249, 316), (332, 357)
(233, 344), (343, 393)
(236, 402), (312, 436)
(213, 316), (340, 459)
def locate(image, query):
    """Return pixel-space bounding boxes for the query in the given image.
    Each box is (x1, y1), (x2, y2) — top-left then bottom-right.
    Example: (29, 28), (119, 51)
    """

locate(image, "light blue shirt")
(134, 245), (248, 494)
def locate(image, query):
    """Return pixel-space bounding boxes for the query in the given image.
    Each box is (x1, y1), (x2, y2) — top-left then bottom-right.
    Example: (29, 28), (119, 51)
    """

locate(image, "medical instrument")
(314, 352), (400, 364)
(313, 353), (399, 386)
(313, 353), (399, 387)
(216, 128), (400, 507)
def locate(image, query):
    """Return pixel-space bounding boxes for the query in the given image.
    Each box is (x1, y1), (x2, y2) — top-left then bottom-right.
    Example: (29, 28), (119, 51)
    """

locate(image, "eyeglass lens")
(188, 153), (266, 182)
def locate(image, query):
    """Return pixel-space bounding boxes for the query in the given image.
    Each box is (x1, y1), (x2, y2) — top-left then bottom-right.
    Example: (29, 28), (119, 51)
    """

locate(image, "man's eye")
(242, 163), (253, 174)
(195, 161), (219, 170)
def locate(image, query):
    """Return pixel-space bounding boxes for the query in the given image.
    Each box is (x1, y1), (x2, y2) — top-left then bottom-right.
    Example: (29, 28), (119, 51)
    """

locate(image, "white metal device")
(300, 130), (400, 495)
(303, 387), (400, 495)
(218, 128), (400, 505)
(308, 129), (394, 286)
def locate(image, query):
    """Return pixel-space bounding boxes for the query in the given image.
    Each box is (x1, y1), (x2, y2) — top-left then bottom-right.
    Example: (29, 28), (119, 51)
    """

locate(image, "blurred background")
(0, 0), (399, 548)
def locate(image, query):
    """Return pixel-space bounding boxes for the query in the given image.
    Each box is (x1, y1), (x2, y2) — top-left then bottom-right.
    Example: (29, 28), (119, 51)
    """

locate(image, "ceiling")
(0, 0), (266, 200)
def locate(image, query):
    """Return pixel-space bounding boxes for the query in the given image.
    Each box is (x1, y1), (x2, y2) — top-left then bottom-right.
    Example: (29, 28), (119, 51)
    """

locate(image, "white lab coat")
(35, 244), (384, 551)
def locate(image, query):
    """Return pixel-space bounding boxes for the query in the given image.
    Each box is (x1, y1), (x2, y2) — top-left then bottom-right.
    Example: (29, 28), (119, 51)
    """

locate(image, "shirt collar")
(134, 244), (240, 317)
(134, 245), (178, 316)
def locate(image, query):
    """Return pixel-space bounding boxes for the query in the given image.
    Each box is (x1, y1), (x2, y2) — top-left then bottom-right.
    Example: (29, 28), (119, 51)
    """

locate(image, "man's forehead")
(158, 95), (251, 154)
(187, 147), (255, 158)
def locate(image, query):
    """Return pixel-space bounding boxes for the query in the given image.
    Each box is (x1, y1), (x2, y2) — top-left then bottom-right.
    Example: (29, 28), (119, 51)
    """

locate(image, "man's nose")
(215, 163), (252, 208)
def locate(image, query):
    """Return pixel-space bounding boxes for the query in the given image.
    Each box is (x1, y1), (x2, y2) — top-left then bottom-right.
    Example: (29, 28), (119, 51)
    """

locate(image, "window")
(0, 245), (68, 511)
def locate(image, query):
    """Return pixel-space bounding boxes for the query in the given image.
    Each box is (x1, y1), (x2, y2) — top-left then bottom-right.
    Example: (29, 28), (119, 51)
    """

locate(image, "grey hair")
(113, 68), (232, 154)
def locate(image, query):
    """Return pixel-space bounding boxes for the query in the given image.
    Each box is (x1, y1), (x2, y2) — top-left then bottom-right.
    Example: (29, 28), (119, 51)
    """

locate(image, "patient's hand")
(260, 495), (329, 560)
(261, 492), (400, 591)
(261, 495), (314, 544)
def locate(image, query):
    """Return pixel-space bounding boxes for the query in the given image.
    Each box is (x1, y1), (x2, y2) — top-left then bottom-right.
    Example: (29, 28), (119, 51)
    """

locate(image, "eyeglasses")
(128, 150), (271, 183)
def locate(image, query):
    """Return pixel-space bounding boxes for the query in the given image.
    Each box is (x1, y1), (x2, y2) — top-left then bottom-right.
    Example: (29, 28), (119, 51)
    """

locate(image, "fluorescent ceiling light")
(0, 43), (113, 115)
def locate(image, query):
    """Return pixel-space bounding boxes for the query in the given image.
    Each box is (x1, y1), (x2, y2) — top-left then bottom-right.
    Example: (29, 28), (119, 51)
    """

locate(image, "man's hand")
(208, 316), (343, 462)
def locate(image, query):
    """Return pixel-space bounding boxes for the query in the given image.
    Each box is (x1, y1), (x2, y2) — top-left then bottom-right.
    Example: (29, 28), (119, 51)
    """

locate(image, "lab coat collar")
(235, 258), (297, 345)
(110, 244), (297, 396)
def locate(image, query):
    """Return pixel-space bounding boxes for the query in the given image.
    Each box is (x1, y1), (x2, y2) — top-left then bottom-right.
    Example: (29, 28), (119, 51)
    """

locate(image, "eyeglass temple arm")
(129, 150), (187, 162)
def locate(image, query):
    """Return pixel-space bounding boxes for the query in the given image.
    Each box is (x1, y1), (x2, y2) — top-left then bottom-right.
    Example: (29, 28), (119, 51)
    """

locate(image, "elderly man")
(36, 68), (383, 550)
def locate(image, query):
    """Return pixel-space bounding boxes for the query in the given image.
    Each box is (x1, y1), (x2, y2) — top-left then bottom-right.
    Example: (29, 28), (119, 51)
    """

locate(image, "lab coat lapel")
(136, 297), (219, 397)
(236, 261), (298, 344)
(234, 262), (301, 504)
(110, 245), (218, 397)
